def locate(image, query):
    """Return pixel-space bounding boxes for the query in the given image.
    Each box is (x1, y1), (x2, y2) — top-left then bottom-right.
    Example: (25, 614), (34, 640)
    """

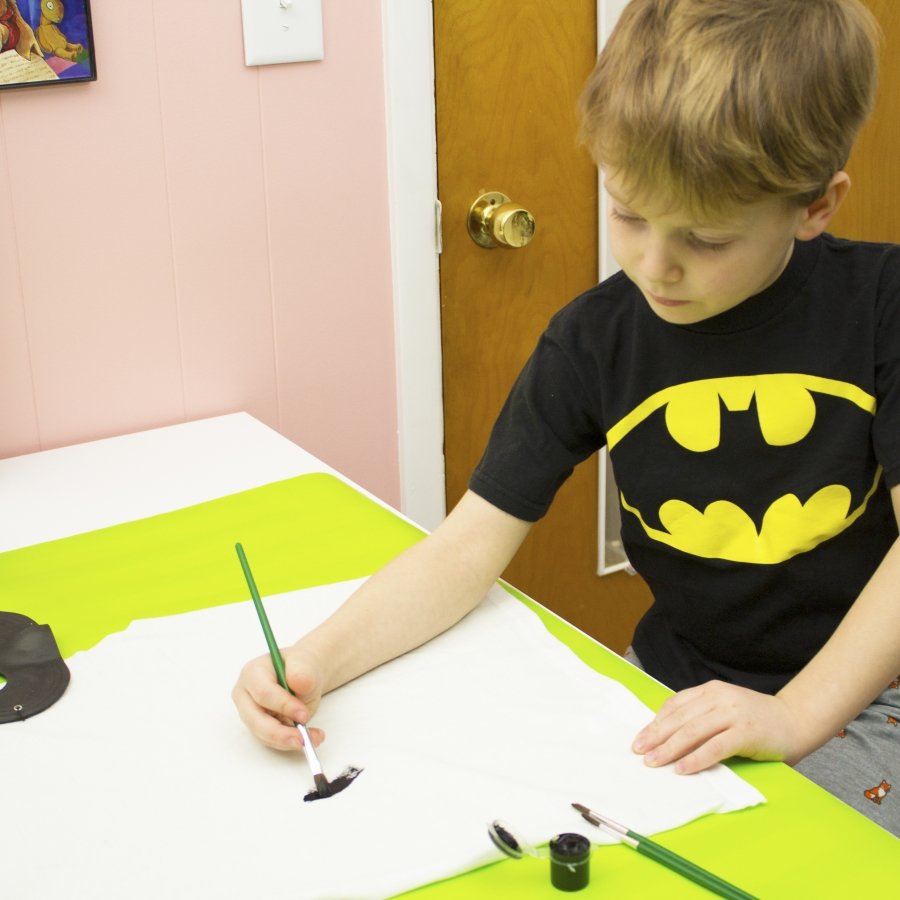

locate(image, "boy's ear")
(794, 171), (851, 241)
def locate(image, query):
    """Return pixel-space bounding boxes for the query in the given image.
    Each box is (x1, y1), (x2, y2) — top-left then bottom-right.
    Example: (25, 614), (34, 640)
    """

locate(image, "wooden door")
(830, 1), (900, 243)
(434, 1), (652, 652)
(433, 0), (898, 654)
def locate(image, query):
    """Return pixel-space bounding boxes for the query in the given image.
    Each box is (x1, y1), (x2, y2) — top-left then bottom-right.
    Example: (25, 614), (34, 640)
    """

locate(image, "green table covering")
(2, 473), (897, 898)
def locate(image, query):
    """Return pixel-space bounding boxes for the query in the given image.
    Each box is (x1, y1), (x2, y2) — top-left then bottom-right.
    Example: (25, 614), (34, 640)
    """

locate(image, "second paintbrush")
(572, 803), (757, 899)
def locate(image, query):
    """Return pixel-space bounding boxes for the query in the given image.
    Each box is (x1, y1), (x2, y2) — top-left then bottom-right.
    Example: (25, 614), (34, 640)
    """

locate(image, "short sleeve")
(469, 330), (605, 521)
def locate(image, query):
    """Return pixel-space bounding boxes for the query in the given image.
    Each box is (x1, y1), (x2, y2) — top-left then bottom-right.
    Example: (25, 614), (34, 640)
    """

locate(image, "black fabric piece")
(0, 611), (70, 724)
(470, 234), (900, 694)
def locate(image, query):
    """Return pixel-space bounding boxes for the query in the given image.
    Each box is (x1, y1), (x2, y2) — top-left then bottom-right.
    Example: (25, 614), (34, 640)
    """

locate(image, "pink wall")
(0, 0), (401, 505)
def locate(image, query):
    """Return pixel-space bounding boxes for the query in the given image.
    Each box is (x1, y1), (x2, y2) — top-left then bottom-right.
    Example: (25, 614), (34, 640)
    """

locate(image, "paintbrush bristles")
(313, 773), (332, 798)
(572, 803), (628, 835)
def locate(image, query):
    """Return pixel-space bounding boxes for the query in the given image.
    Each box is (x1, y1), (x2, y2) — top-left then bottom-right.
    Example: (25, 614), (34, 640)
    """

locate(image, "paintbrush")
(235, 542), (361, 800)
(572, 803), (757, 899)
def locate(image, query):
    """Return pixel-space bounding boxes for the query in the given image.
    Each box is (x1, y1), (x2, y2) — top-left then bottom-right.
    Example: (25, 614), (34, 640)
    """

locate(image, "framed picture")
(0, 0), (96, 90)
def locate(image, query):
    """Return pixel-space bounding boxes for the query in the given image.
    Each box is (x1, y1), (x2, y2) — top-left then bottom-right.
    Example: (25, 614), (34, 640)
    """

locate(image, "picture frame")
(0, 0), (96, 90)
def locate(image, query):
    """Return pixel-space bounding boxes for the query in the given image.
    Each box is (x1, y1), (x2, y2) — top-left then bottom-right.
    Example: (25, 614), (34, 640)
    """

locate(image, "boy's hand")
(631, 680), (805, 773)
(232, 646), (326, 752)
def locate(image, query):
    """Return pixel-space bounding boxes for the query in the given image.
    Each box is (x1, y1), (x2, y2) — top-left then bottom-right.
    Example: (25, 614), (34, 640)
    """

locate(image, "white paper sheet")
(2, 581), (763, 899)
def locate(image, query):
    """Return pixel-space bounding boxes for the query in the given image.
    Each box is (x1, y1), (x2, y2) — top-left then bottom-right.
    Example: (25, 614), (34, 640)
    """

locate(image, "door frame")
(382, 1), (627, 534)
(382, 0), (445, 530)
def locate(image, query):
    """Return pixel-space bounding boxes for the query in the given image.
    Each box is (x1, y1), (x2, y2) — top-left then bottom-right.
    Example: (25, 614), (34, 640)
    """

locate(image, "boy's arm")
(233, 490), (532, 751)
(632, 483), (900, 774)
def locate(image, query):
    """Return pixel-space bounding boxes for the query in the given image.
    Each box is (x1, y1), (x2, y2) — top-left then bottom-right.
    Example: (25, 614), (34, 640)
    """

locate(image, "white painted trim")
(381, 1), (627, 536)
(596, 0), (630, 575)
(382, 0), (446, 530)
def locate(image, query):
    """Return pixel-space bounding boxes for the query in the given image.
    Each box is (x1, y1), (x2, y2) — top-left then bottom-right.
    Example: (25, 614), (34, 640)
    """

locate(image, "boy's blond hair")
(579, 0), (881, 216)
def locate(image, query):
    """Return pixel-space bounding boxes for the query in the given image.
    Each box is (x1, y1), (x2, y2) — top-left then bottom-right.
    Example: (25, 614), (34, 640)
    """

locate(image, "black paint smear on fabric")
(304, 766), (364, 802)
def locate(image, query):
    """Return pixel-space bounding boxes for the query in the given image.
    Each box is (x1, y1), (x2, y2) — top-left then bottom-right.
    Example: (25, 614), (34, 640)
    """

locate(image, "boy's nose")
(640, 241), (682, 285)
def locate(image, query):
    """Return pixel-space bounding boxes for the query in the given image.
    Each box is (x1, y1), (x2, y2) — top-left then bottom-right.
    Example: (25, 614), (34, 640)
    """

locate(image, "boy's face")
(604, 170), (808, 325)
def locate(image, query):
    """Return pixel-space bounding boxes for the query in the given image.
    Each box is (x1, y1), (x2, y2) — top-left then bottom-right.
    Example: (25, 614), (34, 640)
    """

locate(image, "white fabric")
(2, 581), (763, 899)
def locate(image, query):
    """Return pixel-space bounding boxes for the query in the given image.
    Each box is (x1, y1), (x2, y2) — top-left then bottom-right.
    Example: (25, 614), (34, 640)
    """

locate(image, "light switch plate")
(240, 0), (324, 67)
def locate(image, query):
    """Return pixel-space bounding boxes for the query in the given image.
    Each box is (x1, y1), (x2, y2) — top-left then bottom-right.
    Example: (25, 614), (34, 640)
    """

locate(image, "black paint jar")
(549, 832), (591, 891)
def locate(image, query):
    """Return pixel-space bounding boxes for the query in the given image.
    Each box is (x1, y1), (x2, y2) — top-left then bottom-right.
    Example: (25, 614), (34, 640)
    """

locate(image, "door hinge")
(434, 198), (443, 255)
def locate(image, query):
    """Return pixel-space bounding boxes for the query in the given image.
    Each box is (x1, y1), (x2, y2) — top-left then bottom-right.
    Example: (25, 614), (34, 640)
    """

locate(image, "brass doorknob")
(467, 191), (536, 249)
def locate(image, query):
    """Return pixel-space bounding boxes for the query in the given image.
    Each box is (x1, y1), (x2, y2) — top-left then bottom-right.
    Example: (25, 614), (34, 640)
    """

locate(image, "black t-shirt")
(470, 234), (900, 694)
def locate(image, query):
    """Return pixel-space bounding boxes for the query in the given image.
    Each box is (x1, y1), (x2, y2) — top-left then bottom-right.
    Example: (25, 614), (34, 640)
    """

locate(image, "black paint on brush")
(304, 766), (363, 802)
(313, 773), (332, 798)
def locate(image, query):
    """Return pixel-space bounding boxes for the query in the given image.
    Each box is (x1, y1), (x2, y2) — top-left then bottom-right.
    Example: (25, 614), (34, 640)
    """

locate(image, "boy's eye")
(688, 234), (732, 252)
(609, 206), (732, 252)
(610, 208), (643, 225)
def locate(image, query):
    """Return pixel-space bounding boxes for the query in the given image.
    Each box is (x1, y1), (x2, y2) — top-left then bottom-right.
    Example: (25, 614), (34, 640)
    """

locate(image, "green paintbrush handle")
(235, 542), (290, 693)
(634, 835), (757, 900)
(235, 543), (329, 782)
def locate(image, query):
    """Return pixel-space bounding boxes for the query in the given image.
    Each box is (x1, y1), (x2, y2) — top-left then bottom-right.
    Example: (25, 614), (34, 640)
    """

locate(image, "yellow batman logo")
(608, 374), (881, 564)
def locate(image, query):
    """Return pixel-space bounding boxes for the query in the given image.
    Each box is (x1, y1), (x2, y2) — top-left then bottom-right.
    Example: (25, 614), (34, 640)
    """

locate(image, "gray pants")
(623, 648), (900, 838)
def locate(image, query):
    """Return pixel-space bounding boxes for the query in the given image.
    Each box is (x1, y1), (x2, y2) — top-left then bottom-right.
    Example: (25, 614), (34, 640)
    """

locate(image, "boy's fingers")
(635, 686), (799, 773)
(668, 734), (736, 775)
(633, 684), (739, 762)
(232, 676), (327, 752)
(273, 716), (327, 750)
(236, 656), (309, 721)
(273, 713), (326, 746)
(633, 694), (707, 752)
(235, 696), (304, 751)
(236, 698), (324, 750)
(633, 680), (738, 749)
(253, 680), (308, 723)
(233, 651), (326, 752)
(641, 710), (730, 766)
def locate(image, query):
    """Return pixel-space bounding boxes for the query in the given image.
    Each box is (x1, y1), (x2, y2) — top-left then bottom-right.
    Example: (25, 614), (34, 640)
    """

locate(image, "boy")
(234, 0), (900, 835)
